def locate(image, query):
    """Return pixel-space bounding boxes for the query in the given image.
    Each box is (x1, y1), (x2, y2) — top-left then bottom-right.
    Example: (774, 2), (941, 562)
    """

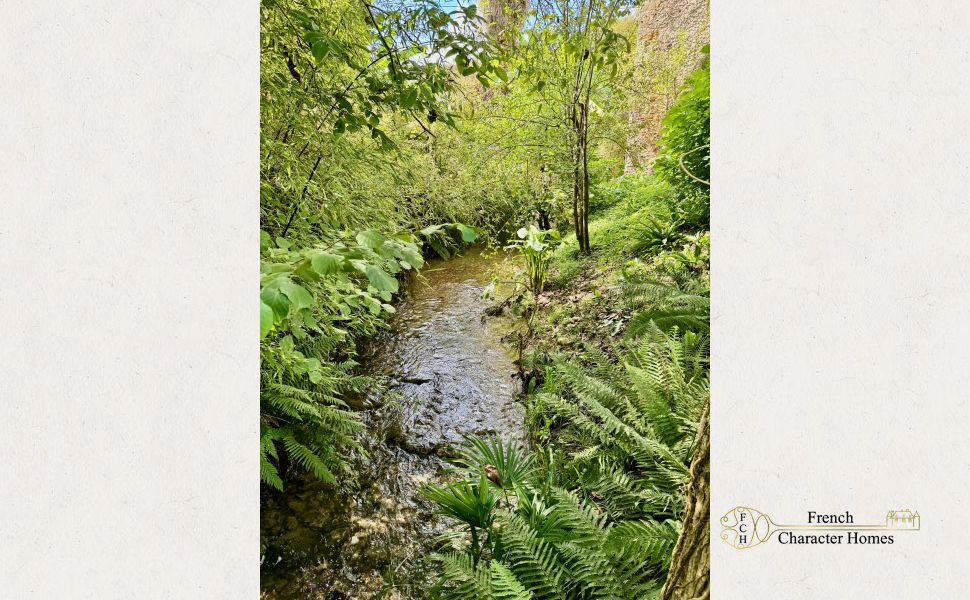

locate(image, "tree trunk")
(571, 106), (583, 252)
(537, 208), (551, 230)
(578, 101), (590, 253)
(571, 101), (591, 254)
(660, 403), (710, 600)
(568, 87), (591, 253)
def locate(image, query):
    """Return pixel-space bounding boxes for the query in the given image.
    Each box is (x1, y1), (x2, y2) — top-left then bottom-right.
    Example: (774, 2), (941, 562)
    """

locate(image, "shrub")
(653, 45), (710, 229)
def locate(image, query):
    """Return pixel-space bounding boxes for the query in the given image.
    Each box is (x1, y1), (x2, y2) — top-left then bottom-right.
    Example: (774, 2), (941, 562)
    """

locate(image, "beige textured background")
(0, 1), (258, 597)
(2, 0), (969, 597)
(713, 1), (970, 597)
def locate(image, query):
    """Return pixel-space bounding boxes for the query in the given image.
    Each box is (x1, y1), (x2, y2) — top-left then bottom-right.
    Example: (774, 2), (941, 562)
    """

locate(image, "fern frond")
(499, 514), (569, 599)
(433, 552), (494, 600)
(608, 519), (681, 570)
(279, 432), (336, 484)
(490, 562), (532, 600)
(259, 426), (284, 490)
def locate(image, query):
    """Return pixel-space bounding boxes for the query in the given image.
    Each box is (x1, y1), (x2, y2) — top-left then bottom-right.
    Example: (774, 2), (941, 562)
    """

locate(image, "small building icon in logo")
(887, 510), (920, 529)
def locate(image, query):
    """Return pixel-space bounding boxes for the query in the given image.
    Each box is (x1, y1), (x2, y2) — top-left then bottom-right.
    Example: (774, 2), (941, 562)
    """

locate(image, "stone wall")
(483, 0), (529, 46)
(627, 0), (709, 171)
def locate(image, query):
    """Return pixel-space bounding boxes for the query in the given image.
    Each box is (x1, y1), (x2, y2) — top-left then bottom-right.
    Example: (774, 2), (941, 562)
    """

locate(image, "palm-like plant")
(422, 474), (498, 564)
(454, 436), (536, 491)
(627, 215), (685, 255)
(430, 477), (678, 600)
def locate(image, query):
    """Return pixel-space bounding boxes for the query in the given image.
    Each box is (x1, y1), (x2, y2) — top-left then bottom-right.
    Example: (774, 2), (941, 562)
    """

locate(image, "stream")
(261, 248), (524, 599)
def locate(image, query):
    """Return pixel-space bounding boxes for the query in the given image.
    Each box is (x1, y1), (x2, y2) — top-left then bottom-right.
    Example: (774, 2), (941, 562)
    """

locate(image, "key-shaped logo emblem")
(720, 506), (774, 549)
(719, 506), (920, 549)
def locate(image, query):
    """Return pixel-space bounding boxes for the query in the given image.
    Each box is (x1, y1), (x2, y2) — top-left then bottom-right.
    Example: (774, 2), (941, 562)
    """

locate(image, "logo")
(719, 507), (920, 549)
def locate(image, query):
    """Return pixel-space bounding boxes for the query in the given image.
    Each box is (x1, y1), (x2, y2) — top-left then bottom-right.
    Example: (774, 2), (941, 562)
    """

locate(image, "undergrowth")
(425, 52), (710, 597)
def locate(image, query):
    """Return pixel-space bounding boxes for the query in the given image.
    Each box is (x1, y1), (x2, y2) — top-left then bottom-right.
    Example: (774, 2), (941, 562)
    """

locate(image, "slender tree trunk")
(538, 166), (551, 230)
(578, 101), (591, 253)
(661, 403), (710, 600)
(281, 154), (323, 238)
(570, 102), (591, 255)
(571, 107), (582, 249)
(537, 208), (550, 230)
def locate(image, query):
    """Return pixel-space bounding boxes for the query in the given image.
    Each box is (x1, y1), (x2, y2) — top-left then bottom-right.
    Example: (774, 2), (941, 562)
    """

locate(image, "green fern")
(622, 274), (709, 336)
(259, 347), (365, 489)
(490, 563), (533, 600)
(428, 328), (707, 597)
(432, 552), (494, 599)
(428, 337), (707, 599)
(259, 426), (284, 491)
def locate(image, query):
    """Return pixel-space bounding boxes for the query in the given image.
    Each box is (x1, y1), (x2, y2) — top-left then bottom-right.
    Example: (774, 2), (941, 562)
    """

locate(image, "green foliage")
(592, 172), (676, 215)
(621, 257), (710, 337)
(259, 0), (711, 593)
(518, 0), (634, 253)
(630, 216), (686, 255)
(259, 223), (478, 489)
(663, 231), (710, 274)
(539, 326), (708, 515)
(653, 45), (710, 229)
(260, 230), (413, 488)
(509, 226), (560, 297)
(259, 0), (499, 491)
(428, 327), (707, 598)
(423, 475), (499, 532)
(428, 31), (712, 589)
(420, 223), (480, 259)
(547, 172), (683, 288)
(261, 0), (508, 243)
(453, 436), (537, 491)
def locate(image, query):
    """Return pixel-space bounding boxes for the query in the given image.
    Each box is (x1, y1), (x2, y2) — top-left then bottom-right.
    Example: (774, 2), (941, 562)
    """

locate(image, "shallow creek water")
(261, 248), (524, 599)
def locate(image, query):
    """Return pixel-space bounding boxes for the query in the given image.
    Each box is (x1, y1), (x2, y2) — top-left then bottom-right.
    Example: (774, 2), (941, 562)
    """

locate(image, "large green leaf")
(400, 86), (418, 109)
(420, 224), (444, 237)
(280, 281), (314, 309)
(356, 229), (387, 251)
(364, 265), (398, 292)
(306, 32), (331, 62)
(456, 224), (478, 243)
(260, 301), (274, 339)
(310, 251), (344, 275)
(399, 245), (424, 270)
(260, 286), (289, 321)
